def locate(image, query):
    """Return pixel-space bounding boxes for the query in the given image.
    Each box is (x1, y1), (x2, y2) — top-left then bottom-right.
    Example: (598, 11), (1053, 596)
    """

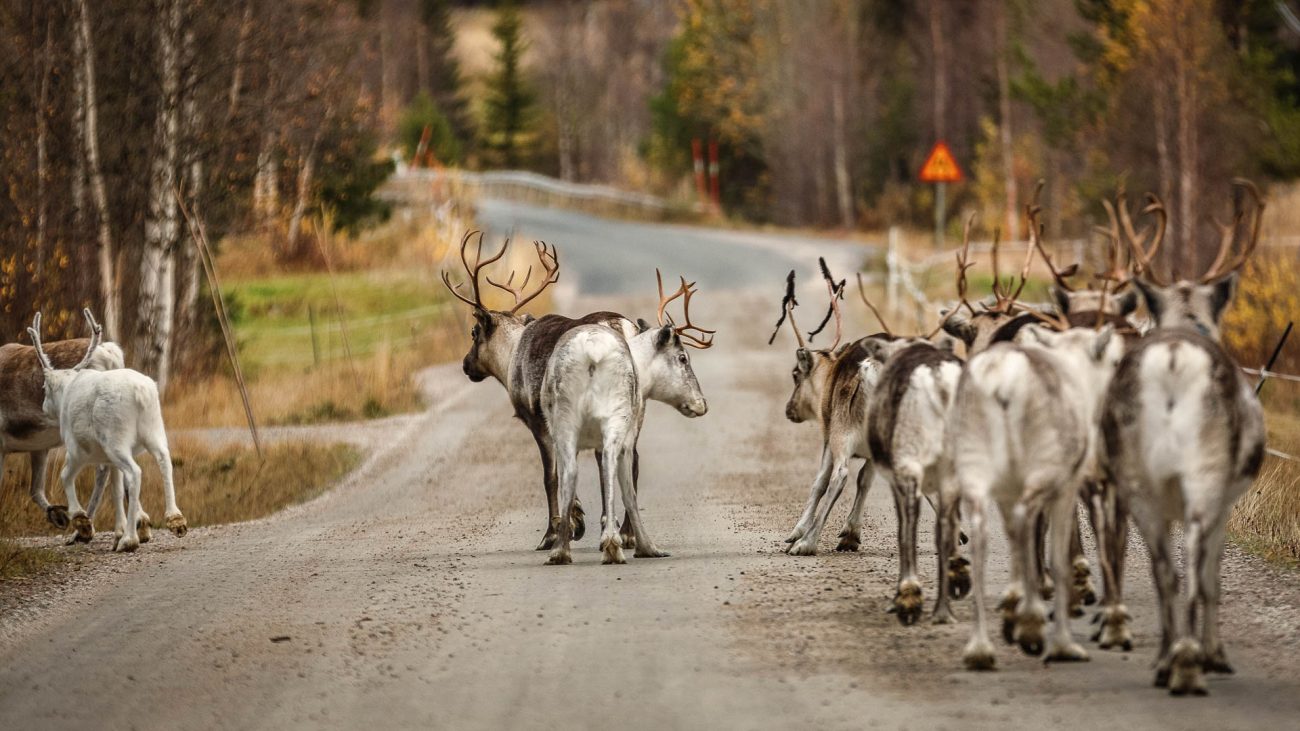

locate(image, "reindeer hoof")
(834, 534), (860, 552)
(71, 513), (94, 543)
(535, 532), (558, 551)
(1167, 640), (1206, 696)
(958, 530), (969, 545)
(1044, 641), (1090, 664)
(114, 536), (140, 553)
(1015, 613), (1047, 656)
(1094, 606), (1133, 651)
(619, 530), (637, 550)
(165, 514), (187, 537)
(137, 517), (153, 544)
(1203, 648), (1234, 674)
(947, 556), (972, 600)
(787, 537), (818, 556)
(600, 536), (626, 565)
(545, 548), (572, 566)
(46, 505), (71, 529)
(963, 640), (997, 671)
(997, 593), (1020, 644)
(892, 583), (924, 627)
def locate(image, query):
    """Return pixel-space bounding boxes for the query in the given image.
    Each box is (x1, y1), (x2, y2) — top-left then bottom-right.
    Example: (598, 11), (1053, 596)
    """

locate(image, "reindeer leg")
(621, 442), (668, 559)
(931, 468), (961, 624)
(1011, 480), (1050, 657)
(789, 447), (850, 556)
(1168, 515), (1207, 696)
(1045, 490), (1089, 663)
(619, 448), (639, 550)
(532, 429), (560, 551)
(23, 450), (66, 529)
(786, 445), (833, 545)
(1092, 482), (1133, 651)
(962, 493), (996, 670)
(888, 464), (924, 626)
(1199, 515), (1232, 675)
(836, 461), (872, 552)
(1131, 499), (1178, 688)
(547, 439), (578, 566)
(1069, 502), (1095, 614)
(597, 434), (626, 565)
(59, 457), (95, 544)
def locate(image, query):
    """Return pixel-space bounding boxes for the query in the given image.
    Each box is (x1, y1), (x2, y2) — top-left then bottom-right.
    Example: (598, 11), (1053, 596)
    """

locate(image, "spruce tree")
(482, 0), (535, 168)
(419, 0), (472, 148)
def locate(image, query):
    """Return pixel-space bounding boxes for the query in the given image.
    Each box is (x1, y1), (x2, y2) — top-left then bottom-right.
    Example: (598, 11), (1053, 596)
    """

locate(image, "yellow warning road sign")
(919, 141), (963, 183)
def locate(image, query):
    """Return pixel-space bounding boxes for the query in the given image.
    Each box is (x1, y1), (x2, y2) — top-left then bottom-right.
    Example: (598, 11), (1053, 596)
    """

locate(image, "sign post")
(918, 141), (963, 248)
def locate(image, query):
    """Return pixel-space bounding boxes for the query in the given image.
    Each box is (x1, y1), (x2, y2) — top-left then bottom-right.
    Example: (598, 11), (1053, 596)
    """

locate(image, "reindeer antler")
(768, 270), (806, 348)
(1200, 178), (1264, 283)
(656, 270), (715, 349)
(1114, 192), (1168, 285)
(988, 226), (1032, 314)
(807, 258), (845, 350)
(856, 273), (893, 336)
(441, 230), (508, 309)
(72, 308), (104, 370)
(26, 312), (53, 370)
(1027, 181), (1081, 293)
(486, 240), (560, 313)
(925, 213), (978, 339)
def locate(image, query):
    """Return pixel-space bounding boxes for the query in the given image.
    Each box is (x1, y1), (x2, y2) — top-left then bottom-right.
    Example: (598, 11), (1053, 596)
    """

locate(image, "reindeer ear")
(654, 325), (674, 350)
(1050, 286), (1071, 315)
(1021, 324), (1054, 347)
(473, 308), (496, 336)
(795, 347), (813, 371)
(636, 318), (652, 333)
(1133, 277), (1163, 324)
(940, 309), (977, 346)
(521, 314), (536, 325)
(1208, 271), (1238, 323)
(1115, 289), (1139, 316)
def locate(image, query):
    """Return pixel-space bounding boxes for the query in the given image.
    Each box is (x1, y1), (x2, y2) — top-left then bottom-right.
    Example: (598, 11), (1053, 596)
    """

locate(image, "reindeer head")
(442, 232), (559, 384)
(771, 264), (847, 424)
(634, 271), (714, 417)
(1127, 180), (1263, 342)
(936, 213), (1035, 354)
(26, 310), (105, 417)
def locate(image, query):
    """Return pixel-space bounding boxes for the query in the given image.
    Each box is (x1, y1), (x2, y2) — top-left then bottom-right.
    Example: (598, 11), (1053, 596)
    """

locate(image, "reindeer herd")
(438, 180), (1267, 697)
(0, 179), (1267, 699)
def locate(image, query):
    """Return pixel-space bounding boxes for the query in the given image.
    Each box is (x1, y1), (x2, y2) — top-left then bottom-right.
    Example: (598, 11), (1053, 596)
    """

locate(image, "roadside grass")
(0, 438), (361, 540)
(163, 204), (508, 428)
(1230, 402), (1300, 566)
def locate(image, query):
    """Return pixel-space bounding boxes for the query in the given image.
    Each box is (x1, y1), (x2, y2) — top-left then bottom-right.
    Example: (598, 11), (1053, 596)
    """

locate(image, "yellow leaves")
(1223, 250), (1300, 372)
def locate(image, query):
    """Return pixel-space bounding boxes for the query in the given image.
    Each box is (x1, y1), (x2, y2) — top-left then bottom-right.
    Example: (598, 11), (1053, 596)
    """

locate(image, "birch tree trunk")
(177, 24), (204, 355)
(1154, 83), (1174, 275)
(137, 0), (183, 391)
(73, 0), (120, 340)
(35, 17), (52, 282)
(227, 0), (254, 120)
(1175, 43), (1197, 276)
(996, 2), (1019, 241)
(286, 124), (324, 260)
(832, 85), (853, 229)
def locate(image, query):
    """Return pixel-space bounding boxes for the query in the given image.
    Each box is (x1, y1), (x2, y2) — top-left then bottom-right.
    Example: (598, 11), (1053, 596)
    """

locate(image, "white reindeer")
(540, 272), (711, 565)
(1, 314), (124, 538)
(948, 323), (1123, 670)
(27, 311), (186, 552)
(1099, 179), (1266, 696)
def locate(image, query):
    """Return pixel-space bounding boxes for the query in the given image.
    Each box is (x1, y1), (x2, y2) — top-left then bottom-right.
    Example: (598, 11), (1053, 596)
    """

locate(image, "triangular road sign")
(919, 141), (963, 183)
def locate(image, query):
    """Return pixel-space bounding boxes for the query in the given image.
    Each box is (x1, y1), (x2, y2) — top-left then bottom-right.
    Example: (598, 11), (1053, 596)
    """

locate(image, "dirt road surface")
(2, 203), (1298, 729)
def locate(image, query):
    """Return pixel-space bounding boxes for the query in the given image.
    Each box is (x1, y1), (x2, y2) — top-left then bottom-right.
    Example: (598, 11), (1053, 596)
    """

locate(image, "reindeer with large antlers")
(538, 270), (712, 564)
(26, 311), (186, 552)
(1100, 180), (1266, 695)
(775, 260), (894, 556)
(443, 233), (712, 561)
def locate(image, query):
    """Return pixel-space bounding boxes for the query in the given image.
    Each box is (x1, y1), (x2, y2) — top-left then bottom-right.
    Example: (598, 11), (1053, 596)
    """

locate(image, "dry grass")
(1230, 404), (1300, 565)
(0, 438), (361, 539)
(0, 540), (63, 581)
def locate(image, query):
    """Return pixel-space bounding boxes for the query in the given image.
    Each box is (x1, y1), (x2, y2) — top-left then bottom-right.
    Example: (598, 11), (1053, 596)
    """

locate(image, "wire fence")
(881, 226), (1300, 462)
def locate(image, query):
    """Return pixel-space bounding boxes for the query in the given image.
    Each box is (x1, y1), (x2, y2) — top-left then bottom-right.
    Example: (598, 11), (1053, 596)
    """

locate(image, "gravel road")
(1, 202), (1297, 730)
